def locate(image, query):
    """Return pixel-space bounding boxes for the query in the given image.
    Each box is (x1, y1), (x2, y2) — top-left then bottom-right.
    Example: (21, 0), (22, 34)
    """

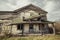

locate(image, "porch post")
(10, 25), (12, 34)
(22, 24), (24, 36)
(0, 24), (2, 34)
(52, 23), (55, 35)
(40, 24), (44, 35)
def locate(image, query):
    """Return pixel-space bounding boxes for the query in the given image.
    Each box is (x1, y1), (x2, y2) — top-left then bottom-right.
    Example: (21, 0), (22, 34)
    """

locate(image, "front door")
(17, 24), (24, 34)
(17, 24), (24, 30)
(29, 24), (34, 33)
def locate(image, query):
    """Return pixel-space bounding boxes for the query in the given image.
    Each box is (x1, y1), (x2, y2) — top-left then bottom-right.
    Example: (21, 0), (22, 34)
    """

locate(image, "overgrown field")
(0, 35), (60, 40)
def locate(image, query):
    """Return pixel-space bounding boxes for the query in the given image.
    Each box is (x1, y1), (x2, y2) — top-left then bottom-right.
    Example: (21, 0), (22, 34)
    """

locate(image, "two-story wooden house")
(0, 4), (55, 35)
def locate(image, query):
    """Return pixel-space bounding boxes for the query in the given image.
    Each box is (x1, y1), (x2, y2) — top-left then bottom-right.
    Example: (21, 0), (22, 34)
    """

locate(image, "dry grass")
(1, 35), (60, 40)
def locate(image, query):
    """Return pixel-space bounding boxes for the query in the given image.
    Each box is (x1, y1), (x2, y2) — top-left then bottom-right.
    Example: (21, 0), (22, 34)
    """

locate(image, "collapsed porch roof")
(24, 14), (46, 20)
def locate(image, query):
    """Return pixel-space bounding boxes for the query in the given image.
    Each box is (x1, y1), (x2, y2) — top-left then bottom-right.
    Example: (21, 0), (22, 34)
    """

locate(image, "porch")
(9, 21), (55, 35)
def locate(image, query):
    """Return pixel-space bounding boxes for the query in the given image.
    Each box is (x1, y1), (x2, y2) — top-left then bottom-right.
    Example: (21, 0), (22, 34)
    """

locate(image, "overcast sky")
(0, 0), (60, 21)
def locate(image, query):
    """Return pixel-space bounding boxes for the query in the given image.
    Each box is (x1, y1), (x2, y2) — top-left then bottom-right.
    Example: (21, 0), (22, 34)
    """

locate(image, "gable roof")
(0, 4), (48, 20)
(0, 4), (48, 14)
(14, 4), (48, 13)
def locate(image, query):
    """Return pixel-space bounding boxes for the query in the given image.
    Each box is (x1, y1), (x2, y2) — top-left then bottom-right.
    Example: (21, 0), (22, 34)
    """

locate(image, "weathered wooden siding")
(24, 24), (29, 33)
(34, 24), (39, 32)
(2, 25), (11, 34)
(11, 25), (22, 34)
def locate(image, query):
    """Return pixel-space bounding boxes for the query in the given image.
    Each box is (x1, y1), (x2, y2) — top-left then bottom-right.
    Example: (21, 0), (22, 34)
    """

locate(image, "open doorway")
(17, 24), (24, 30)
(29, 24), (34, 33)
(49, 27), (53, 34)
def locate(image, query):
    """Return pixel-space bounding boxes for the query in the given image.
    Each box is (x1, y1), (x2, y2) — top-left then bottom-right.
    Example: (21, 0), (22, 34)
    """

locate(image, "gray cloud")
(44, 0), (60, 21)
(0, 0), (17, 11)
(0, 0), (60, 21)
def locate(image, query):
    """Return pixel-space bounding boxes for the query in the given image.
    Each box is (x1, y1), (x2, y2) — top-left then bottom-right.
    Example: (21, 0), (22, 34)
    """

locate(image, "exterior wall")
(24, 24), (29, 33)
(6, 26), (11, 33)
(11, 24), (39, 34)
(9, 24), (29, 34)
(11, 25), (17, 34)
(0, 5), (52, 35)
(17, 10), (40, 21)
(2, 25), (11, 34)
(2, 25), (22, 35)
(19, 12), (24, 21)
(10, 24), (40, 34)
(34, 24), (39, 32)
(2, 25), (8, 32)
(1, 23), (54, 35)
(11, 25), (22, 34)
(24, 24), (39, 33)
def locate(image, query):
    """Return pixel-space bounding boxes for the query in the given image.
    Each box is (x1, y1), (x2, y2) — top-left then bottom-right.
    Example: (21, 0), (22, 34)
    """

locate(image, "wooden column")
(10, 25), (12, 34)
(22, 24), (24, 36)
(40, 24), (44, 35)
(0, 24), (2, 34)
(52, 23), (55, 35)
(39, 24), (40, 32)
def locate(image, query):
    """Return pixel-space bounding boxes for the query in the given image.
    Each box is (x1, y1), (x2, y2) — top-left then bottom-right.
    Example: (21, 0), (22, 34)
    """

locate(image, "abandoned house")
(0, 4), (55, 35)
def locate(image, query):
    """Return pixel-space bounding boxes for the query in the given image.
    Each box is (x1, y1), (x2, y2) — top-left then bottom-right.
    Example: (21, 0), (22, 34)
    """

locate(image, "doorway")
(17, 24), (24, 30)
(49, 27), (53, 34)
(29, 24), (34, 33)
